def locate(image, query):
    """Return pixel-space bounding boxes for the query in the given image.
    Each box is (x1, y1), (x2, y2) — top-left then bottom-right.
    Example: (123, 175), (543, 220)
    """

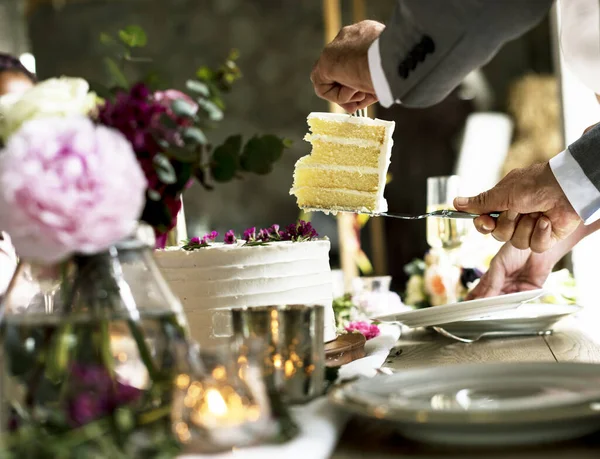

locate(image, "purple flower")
(224, 230), (237, 244)
(200, 230), (219, 245)
(345, 321), (381, 340)
(297, 220), (318, 239)
(243, 227), (256, 242)
(189, 236), (201, 245)
(67, 363), (142, 426)
(68, 392), (102, 426)
(257, 229), (271, 241)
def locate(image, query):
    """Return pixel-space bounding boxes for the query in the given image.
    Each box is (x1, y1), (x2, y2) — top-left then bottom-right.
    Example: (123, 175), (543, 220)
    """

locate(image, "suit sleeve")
(375, 0), (553, 107)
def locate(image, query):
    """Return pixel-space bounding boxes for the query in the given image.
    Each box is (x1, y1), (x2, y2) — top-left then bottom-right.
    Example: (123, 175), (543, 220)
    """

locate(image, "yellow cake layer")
(307, 140), (381, 168)
(308, 118), (386, 143)
(293, 165), (379, 192)
(293, 187), (377, 211)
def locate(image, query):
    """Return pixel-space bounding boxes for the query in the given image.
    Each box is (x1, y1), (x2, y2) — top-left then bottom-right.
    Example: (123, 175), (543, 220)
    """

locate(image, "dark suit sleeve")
(378, 0), (553, 107)
(567, 123), (600, 192)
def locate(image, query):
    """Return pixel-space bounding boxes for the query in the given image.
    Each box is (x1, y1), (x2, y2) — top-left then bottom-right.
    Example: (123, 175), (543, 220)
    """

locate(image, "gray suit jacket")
(379, 0), (600, 191)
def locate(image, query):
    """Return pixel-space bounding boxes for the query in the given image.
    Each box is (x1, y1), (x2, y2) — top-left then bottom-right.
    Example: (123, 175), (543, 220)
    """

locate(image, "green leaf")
(153, 154), (177, 184)
(99, 32), (114, 45)
(196, 66), (214, 81)
(197, 98), (223, 121)
(186, 79), (210, 97)
(239, 135), (287, 175)
(165, 144), (199, 162)
(260, 134), (286, 162)
(211, 135), (242, 182)
(171, 99), (197, 118)
(228, 48), (240, 61)
(240, 137), (273, 175)
(183, 126), (207, 145)
(148, 189), (161, 201)
(159, 113), (178, 130)
(118, 25), (147, 48)
(103, 57), (129, 89)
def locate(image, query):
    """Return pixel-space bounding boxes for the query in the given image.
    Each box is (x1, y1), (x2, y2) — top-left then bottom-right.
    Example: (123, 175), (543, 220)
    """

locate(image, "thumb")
(453, 189), (507, 214)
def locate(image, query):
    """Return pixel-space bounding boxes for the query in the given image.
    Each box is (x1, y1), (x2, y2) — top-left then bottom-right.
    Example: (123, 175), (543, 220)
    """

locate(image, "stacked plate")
(330, 362), (600, 445)
(371, 289), (546, 328)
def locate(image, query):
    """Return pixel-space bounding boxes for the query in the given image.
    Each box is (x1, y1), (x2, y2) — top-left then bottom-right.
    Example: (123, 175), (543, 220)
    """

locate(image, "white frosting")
(304, 133), (380, 148)
(154, 240), (336, 344)
(294, 163), (380, 174)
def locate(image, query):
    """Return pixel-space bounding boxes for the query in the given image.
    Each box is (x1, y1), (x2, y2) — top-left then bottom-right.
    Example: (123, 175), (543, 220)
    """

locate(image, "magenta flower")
(224, 230), (237, 244)
(345, 321), (381, 340)
(0, 116), (146, 263)
(243, 227), (256, 242)
(68, 363), (141, 426)
(201, 230), (219, 244)
(189, 236), (201, 245)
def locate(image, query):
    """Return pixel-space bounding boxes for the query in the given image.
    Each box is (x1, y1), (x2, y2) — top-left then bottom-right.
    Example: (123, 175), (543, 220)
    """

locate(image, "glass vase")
(0, 225), (191, 458)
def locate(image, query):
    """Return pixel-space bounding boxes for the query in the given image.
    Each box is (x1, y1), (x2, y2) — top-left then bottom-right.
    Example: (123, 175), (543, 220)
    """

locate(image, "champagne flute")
(426, 176), (469, 304)
(426, 176), (469, 251)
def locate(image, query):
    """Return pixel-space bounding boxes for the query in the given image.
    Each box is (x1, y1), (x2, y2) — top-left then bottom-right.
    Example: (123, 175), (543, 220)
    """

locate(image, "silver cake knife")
(378, 209), (501, 220)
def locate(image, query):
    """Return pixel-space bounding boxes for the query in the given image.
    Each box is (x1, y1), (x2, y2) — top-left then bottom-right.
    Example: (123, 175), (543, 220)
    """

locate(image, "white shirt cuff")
(550, 149), (600, 224)
(368, 38), (396, 108)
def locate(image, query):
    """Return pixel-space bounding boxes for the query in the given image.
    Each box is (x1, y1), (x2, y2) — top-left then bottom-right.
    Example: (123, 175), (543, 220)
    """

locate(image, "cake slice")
(290, 112), (395, 214)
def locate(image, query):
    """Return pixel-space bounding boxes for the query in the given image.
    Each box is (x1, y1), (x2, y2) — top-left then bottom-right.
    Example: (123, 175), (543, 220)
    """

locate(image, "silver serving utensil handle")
(379, 210), (501, 220)
(433, 327), (552, 343)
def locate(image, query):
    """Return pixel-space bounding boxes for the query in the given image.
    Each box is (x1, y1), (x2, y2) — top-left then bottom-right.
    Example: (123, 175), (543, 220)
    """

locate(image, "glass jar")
(0, 224), (191, 458)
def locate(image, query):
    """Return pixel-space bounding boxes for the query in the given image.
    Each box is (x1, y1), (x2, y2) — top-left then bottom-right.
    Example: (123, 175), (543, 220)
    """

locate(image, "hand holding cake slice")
(290, 112), (395, 215)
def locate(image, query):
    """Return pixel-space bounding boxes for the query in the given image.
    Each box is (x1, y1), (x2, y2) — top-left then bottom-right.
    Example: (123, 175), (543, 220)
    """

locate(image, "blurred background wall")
(3, 0), (559, 293)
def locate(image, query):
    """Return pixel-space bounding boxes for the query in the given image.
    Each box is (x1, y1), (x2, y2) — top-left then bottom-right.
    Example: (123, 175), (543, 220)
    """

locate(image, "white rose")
(0, 77), (97, 140)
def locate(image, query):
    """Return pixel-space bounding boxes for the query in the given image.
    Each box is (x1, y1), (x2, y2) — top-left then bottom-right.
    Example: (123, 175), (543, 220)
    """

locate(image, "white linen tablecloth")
(181, 324), (401, 459)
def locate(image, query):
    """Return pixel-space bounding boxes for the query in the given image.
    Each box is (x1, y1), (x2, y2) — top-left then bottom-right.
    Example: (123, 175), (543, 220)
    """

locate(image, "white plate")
(330, 362), (600, 446)
(370, 289), (544, 328)
(440, 303), (582, 336)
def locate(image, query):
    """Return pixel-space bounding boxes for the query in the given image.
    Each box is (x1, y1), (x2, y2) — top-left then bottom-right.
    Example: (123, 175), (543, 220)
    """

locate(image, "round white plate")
(330, 362), (600, 446)
(440, 303), (582, 336)
(370, 289), (544, 328)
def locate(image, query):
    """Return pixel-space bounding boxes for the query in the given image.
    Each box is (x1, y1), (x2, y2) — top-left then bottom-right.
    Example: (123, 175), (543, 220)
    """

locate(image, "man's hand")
(453, 162), (581, 253)
(467, 243), (553, 299)
(311, 20), (384, 112)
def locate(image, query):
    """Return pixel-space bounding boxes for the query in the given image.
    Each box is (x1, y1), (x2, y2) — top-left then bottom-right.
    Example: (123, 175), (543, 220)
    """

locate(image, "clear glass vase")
(0, 225), (192, 458)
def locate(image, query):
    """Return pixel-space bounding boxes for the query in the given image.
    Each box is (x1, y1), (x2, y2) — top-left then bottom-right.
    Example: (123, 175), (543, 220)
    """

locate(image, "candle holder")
(231, 304), (325, 405)
(172, 340), (276, 454)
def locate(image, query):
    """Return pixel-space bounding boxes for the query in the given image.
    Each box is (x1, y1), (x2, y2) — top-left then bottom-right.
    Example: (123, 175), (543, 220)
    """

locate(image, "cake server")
(379, 209), (500, 220)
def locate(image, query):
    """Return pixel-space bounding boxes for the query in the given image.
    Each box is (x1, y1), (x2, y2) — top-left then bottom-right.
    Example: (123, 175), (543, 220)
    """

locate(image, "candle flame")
(206, 388), (228, 417)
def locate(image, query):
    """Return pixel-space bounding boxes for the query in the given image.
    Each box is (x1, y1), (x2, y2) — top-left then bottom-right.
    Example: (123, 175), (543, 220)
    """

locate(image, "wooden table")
(331, 311), (600, 458)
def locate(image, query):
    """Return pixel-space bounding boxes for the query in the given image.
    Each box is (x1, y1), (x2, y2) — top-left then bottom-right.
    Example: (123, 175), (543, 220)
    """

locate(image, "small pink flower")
(345, 321), (381, 340)
(0, 116), (147, 263)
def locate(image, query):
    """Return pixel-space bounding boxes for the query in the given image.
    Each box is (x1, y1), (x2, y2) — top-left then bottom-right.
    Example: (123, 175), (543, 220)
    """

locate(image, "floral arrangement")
(181, 221), (320, 250)
(403, 250), (483, 308)
(92, 26), (288, 247)
(332, 293), (381, 340)
(0, 25), (290, 458)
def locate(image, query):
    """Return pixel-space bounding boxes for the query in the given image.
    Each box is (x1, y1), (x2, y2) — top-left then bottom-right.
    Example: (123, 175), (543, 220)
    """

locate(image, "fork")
(433, 326), (552, 343)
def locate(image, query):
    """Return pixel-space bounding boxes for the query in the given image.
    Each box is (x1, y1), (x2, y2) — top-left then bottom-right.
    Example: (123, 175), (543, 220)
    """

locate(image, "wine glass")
(426, 175), (469, 251)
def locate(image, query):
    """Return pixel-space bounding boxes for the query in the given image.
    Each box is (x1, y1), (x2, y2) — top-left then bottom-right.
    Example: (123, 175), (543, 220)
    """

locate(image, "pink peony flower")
(0, 116), (147, 263)
(345, 321), (381, 340)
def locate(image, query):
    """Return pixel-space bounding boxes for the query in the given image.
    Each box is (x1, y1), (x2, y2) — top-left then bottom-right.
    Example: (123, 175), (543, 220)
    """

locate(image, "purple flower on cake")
(0, 116), (146, 263)
(201, 230), (219, 244)
(189, 236), (201, 245)
(224, 230), (237, 244)
(243, 227), (256, 242)
(345, 321), (380, 340)
(282, 220), (318, 242)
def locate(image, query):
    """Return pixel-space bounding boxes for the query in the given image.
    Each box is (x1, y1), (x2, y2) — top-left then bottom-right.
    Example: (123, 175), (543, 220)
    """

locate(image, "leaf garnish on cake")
(181, 221), (319, 250)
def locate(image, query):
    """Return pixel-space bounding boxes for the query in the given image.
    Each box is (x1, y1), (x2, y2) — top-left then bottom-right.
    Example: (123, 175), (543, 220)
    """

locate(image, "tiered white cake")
(154, 239), (336, 345)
